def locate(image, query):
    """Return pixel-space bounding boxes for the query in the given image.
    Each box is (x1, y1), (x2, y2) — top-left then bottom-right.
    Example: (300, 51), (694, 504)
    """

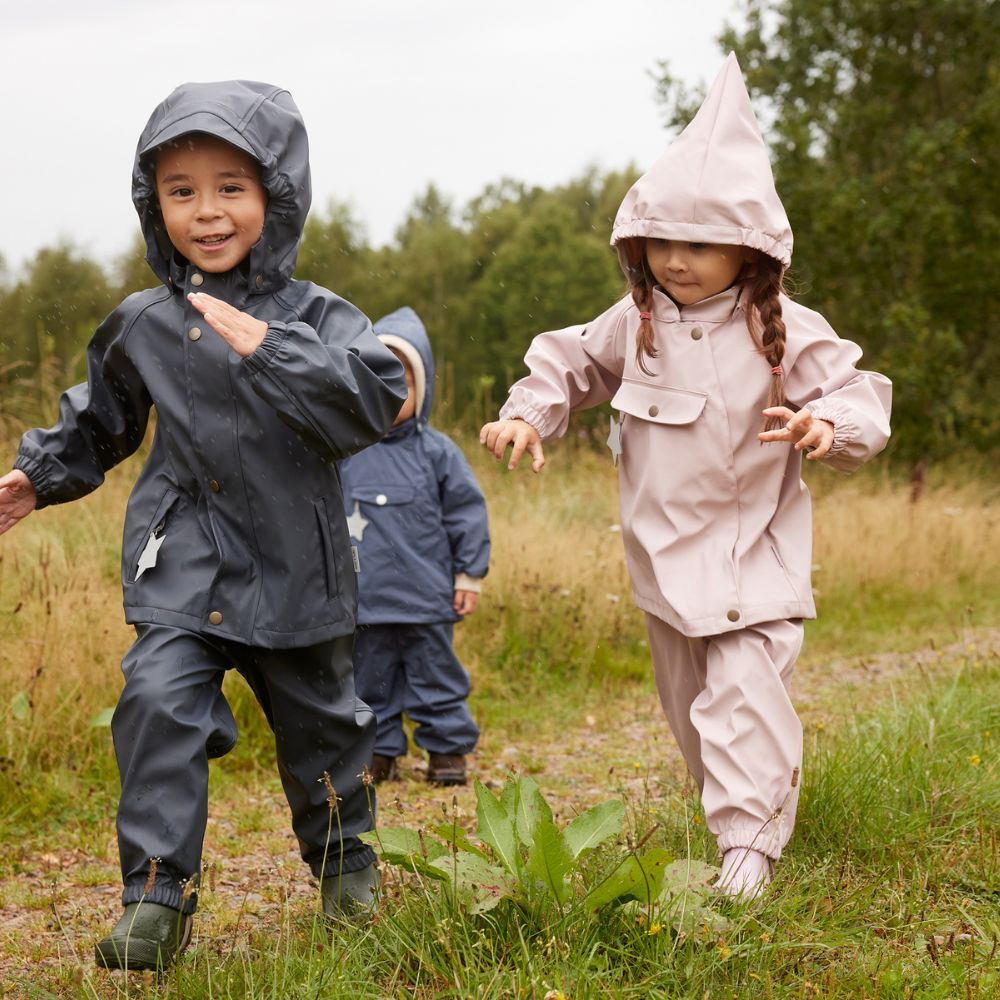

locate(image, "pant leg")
(113, 624), (236, 913)
(401, 623), (479, 755)
(353, 625), (409, 758)
(645, 613), (709, 790)
(233, 635), (377, 877)
(692, 620), (804, 860)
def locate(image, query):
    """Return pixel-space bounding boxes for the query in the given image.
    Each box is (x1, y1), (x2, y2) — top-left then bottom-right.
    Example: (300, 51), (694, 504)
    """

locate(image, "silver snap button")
(375, 494), (388, 506)
(191, 273), (204, 287)
(691, 327), (703, 341)
(188, 326), (202, 342)
(648, 405), (659, 417)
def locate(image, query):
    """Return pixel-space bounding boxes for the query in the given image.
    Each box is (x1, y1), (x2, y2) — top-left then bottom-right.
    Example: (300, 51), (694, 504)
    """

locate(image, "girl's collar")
(650, 283), (745, 323)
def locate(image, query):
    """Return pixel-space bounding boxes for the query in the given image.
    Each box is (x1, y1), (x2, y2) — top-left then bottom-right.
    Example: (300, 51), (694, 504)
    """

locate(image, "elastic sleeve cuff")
(454, 574), (483, 593)
(496, 401), (551, 440)
(803, 398), (856, 457)
(243, 323), (288, 376)
(13, 454), (54, 510)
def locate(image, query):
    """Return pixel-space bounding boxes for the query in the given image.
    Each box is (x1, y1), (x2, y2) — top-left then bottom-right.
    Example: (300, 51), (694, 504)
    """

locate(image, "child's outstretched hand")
(0, 470), (37, 536)
(188, 293), (268, 357)
(454, 590), (479, 616)
(759, 406), (835, 460)
(480, 419), (545, 472)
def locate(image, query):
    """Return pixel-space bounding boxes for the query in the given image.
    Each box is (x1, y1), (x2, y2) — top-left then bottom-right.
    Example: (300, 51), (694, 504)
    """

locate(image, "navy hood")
(373, 307), (435, 425)
(132, 80), (311, 291)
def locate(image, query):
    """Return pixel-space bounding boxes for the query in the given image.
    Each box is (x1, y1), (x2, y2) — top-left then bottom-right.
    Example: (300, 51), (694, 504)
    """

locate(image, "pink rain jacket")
(499, 54), (892, 638)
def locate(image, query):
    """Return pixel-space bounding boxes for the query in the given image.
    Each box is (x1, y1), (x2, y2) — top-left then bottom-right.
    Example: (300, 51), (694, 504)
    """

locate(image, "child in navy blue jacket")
(339, 308), (490, 786)
(0, 81), (406, 970)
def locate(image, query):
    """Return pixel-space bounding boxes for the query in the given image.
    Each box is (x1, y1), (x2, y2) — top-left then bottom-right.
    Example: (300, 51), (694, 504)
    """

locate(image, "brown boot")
(369, 754), (399, 783)
(427, 753), (467, 786)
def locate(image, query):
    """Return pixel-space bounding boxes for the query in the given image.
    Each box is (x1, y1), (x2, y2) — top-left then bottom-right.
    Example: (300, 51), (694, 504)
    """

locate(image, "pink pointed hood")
(612, 53), (793, 268)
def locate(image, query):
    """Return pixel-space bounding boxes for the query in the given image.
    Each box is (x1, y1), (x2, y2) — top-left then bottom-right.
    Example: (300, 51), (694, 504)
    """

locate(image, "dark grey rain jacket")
(14, 81), (407, 648)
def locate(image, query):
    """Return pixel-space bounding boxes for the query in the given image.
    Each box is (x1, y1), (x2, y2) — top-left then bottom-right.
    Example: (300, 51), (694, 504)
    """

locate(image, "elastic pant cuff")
(122, 881), (197, 915)
(716, 822), (788, 862)
(311, 845), (376, 879)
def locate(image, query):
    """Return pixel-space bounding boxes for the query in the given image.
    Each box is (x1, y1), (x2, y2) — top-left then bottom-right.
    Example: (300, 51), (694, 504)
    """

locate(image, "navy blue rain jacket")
(14, 81), (407, 648)
(339, 308), (489, 624)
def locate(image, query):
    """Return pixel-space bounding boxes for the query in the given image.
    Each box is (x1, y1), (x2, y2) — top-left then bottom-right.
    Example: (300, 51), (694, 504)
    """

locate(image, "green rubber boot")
(321, 863), (380, 920)
(95, 901), (192, 970)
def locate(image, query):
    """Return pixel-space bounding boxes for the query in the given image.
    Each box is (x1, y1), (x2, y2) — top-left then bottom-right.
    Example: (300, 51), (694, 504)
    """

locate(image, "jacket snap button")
(648, 405), (659, 417)
(209, 479), (221, 493)
(691, 327), (703, 341)
(208, 611), (223, 625)
(255, 274), (264, 289)
(191, 273), (204, 287)
(727, 609), (740, 622)
(188, 326), (202, 342)
(375, 494), (388, 506)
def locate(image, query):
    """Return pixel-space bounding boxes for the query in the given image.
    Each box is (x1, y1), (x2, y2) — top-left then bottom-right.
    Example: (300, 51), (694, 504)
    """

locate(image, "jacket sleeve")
(428, 434), (490, 580)
(13, 304), (152, 510)
(243, 291), (407, 461)
(782, 301), (892, 474)
(497, 300), (630, 440)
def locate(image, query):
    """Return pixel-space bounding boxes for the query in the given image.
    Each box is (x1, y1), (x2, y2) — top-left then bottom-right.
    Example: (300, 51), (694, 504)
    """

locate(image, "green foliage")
(699, 0), (1000, 463)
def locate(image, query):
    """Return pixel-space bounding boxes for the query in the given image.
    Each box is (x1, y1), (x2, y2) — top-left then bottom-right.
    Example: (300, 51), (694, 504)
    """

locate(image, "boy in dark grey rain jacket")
(339, 307), (490, 787)
(0, 81), (407, 971)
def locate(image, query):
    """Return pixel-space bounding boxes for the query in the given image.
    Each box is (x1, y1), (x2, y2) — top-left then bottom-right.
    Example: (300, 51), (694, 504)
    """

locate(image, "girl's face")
(645, 239), (751, 306)
(155, 134), (266, 274)
(391, 350), (417, 425)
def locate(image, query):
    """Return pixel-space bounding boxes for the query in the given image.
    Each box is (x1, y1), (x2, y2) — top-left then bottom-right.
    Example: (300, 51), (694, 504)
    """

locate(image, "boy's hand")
(0, 470), (37, 535)
(454, 590), (479, 616)
(759, 406), (835, 460)
(480, 418), (545, 472)
(188, 292), (268, 357)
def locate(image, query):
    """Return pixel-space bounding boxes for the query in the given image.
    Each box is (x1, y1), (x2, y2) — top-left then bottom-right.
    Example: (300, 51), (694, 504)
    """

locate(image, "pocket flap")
(612, 380), (707, 425)
(352, 485), (417, 507)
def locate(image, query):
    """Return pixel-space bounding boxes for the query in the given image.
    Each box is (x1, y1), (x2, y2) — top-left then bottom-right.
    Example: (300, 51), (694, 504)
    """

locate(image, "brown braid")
(744, 254), (788, 432)
(616, 238), (658, 376)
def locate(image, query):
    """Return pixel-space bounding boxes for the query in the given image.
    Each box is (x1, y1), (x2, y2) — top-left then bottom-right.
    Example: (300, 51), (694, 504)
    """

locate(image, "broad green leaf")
(430, 850), (514, 912)
(656, 859), (728, 934)
(10, 691), (30, 722)
(525, 814), (574, 906)
(89, 707), (115, 728)
(359, 827), (449, 880)
(563, 800), (624, 858)
(432, 822), (486, 858)
(475, 780), (519, 874)
(584, 848), (672, 911)
(508, 776), (553, 849)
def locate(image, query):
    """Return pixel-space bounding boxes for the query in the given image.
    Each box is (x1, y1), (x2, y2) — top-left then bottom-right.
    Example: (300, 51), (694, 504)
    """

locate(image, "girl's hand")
(759, 406), (835, 460)
(0, 469), (37, 535)
(188, 292), (268, 357)
(454, 590), (479, 616)
(480, 418), (545, 472)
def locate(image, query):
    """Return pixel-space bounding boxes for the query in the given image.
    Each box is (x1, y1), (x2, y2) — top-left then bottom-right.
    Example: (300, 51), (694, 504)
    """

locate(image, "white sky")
(0, 0), (739, 274)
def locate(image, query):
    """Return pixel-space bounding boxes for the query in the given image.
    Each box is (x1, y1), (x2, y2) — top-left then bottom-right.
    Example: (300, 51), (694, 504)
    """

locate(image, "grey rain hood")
(15, 80), (407, 648)
(133, 80), (310, 291)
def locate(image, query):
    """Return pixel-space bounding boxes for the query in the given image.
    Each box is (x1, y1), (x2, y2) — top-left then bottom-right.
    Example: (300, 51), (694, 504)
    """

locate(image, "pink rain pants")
(645, 614), (804, 860)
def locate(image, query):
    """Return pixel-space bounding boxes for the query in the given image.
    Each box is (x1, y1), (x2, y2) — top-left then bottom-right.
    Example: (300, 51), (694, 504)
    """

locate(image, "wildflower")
(633, 761), (642, 771)
(968, 754), (981, 767)
(692, 813), (703, 825)
(717, 940), (731, 959)
(543, 992), (567, 1000)
(647, 922), (663, 937)
(815, 720), (826, 731)
(759, 932), (770, 943)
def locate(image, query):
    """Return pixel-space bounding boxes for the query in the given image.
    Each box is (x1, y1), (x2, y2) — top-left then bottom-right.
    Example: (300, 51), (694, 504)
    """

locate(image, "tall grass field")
(1, 426), (998, 997)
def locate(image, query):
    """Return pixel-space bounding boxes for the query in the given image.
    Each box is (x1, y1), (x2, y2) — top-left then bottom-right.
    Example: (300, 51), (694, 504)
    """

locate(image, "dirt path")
(1, 629), (996, 993)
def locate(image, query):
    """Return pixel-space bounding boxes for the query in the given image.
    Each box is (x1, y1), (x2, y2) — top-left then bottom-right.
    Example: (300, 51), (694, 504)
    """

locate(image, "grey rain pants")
(645, 614), (804, 860)
(112, 623), (376, 913)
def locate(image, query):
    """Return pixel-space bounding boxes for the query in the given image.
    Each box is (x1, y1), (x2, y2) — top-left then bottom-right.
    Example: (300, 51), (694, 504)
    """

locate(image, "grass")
(1, 424), (999, 996)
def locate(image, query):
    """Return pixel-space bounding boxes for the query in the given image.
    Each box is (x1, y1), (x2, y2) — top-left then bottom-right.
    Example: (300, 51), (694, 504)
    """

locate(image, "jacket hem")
(124, 605), (356, 649)
(632, 593), (816, 638)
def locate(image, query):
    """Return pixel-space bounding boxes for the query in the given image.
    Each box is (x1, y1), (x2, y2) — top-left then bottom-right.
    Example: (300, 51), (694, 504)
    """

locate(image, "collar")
(168, 254), (255, 307)
(651, 283), (744, 324)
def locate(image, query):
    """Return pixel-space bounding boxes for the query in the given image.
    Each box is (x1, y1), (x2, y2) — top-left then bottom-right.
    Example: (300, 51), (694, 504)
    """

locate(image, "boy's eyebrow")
(157, 169), (257, 185)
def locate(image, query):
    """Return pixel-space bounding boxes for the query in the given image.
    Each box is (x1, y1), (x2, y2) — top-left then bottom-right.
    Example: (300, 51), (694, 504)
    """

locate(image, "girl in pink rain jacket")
(481, 53), (891, 899)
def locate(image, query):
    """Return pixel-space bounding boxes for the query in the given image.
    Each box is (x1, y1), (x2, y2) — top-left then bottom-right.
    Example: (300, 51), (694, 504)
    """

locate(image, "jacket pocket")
(314, 498), (342, 601)
(611, 379), (708, 425)
(129, 488), (180, 583)
(351, 485), (418, 507)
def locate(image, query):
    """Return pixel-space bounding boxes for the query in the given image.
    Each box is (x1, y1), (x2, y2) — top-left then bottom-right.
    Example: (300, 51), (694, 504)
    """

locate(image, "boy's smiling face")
(155, 134), (266, 273)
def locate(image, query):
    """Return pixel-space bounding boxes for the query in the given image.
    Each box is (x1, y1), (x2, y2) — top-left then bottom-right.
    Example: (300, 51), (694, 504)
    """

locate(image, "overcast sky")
(1, 0), (739, 273)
